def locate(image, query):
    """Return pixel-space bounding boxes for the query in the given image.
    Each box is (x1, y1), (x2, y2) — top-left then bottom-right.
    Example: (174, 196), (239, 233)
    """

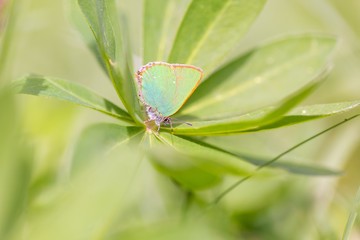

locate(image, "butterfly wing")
(137, 62), (203, 117)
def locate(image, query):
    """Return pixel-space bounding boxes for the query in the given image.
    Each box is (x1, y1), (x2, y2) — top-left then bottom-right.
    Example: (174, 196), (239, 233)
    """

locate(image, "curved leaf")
(69, 0), (107, 74)
(143, 0), (170, 63)
(148, 132), (256, 190)
(150, 133), (340, 190)
(237, 154), (341, 176)
(0, 0), (22, 85)
(149, 145), (223, 190)
(78, 0), (140, 121)
(72, 123), (144, 173)
(342, 186), (360, 240)
(184, 137), (342, 176)
(179, 35), (337, 119)
(170, 74), (324, 135)
(0, 92), (31, 239)
(143, 0), (190, 63)
(252, 100), (360, 131)
(12, 75), (134, 124)
(168, 0), (266, 73)
(171, 96), (360, 137)
(157, 133), (256, 175)
(26, 136), (144, 240)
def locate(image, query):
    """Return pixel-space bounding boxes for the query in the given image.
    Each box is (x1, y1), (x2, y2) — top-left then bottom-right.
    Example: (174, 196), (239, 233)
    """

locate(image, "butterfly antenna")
(171, 117), (193, 127)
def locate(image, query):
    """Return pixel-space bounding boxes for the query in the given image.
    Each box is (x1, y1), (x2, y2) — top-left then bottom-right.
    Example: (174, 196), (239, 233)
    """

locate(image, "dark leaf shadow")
(17, 74), (49, 95)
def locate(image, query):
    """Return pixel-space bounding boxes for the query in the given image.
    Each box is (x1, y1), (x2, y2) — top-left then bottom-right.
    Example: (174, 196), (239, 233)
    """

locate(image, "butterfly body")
(136, 62), (203, 130)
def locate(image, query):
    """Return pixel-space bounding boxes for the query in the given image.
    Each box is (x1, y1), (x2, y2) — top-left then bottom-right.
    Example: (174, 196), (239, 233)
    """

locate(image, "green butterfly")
(136, 62), (203, 131)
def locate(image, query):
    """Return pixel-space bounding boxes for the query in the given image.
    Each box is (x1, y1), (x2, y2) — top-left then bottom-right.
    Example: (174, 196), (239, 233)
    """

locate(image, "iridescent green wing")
(138, 62), (203, 117)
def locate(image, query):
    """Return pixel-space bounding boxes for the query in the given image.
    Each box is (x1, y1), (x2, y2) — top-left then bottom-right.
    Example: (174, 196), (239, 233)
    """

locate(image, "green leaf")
(26, 141), (143, 240)
(180, 35), (337, 119)
(0, 91), (31, 239)
(168, 0), (266, 73)
(72, 123), (144, 173)
(170, 74), (324, 136)
(68, 0), (107, 74)
(237, 154), (341, 176)
(0, 0), (22, 85)
(342, 187), (360, 240)
(149, 132), (256, 189)
(148, 146), (223, 190)
(186, 137), (342, 176)
(143, 0), (171, 63)
(143, 0), (190, 63)
(150, 133), (340, 190)
(251, 100), (360, 131)
(12, 75), (134, 124)
(158, 133), (257, 176)
(108, 218), (232, 240)
(78, 0), (140, 121)
(24, 124), (144, 239)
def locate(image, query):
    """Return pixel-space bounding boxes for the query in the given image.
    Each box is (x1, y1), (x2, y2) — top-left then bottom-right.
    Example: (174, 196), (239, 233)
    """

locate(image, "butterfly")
(136, 62), (203, 131)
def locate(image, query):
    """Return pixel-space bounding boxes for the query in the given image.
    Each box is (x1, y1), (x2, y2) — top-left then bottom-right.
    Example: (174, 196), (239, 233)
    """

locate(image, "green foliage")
(12, 75), (133, 123)
(343, 187), (360, 240)
(0, 91), (32, 240)
(0, 0), (21, 85)
(4, 0), (360, 239)
(168, 0), (266, 73)
(11, 0), (360, 190)
(77, 0), (140, 121)
(180, 35), (337, 118)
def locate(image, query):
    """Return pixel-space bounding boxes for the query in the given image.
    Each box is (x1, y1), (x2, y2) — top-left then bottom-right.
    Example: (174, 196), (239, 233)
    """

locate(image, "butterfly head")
(144, 106), (173, 132)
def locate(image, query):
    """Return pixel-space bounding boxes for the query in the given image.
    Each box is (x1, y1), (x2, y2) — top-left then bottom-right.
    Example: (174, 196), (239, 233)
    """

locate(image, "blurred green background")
(1, 0), (360, 239)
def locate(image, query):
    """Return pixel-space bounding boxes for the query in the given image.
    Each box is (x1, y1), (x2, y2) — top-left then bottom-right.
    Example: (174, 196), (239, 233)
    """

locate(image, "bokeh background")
(1, 0), (360, 239)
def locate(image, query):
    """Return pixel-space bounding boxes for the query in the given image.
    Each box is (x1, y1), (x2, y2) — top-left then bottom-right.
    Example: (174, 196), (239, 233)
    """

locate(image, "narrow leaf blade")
(72, 123), (144, 173)
(144, 0), (168, 62)
(78, 0), (140, 121)
(150, 133), (340, 191)
(158, 133), (256, 176)
(171, 74), (325, 135)
(26, 135), (144, 240)
(238, 154), (341, 176)
(252, 100), (360, 131)
(68, 0), (108, 74)
(0, 0), (22, 85)
(12, 75), (134, 123)
(180, 35), (337, 119)
(342, 187), (360, 240)
(0, 91), (31, 239)
(143, 0), (191, 63)
(169, 0), (266, 74)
